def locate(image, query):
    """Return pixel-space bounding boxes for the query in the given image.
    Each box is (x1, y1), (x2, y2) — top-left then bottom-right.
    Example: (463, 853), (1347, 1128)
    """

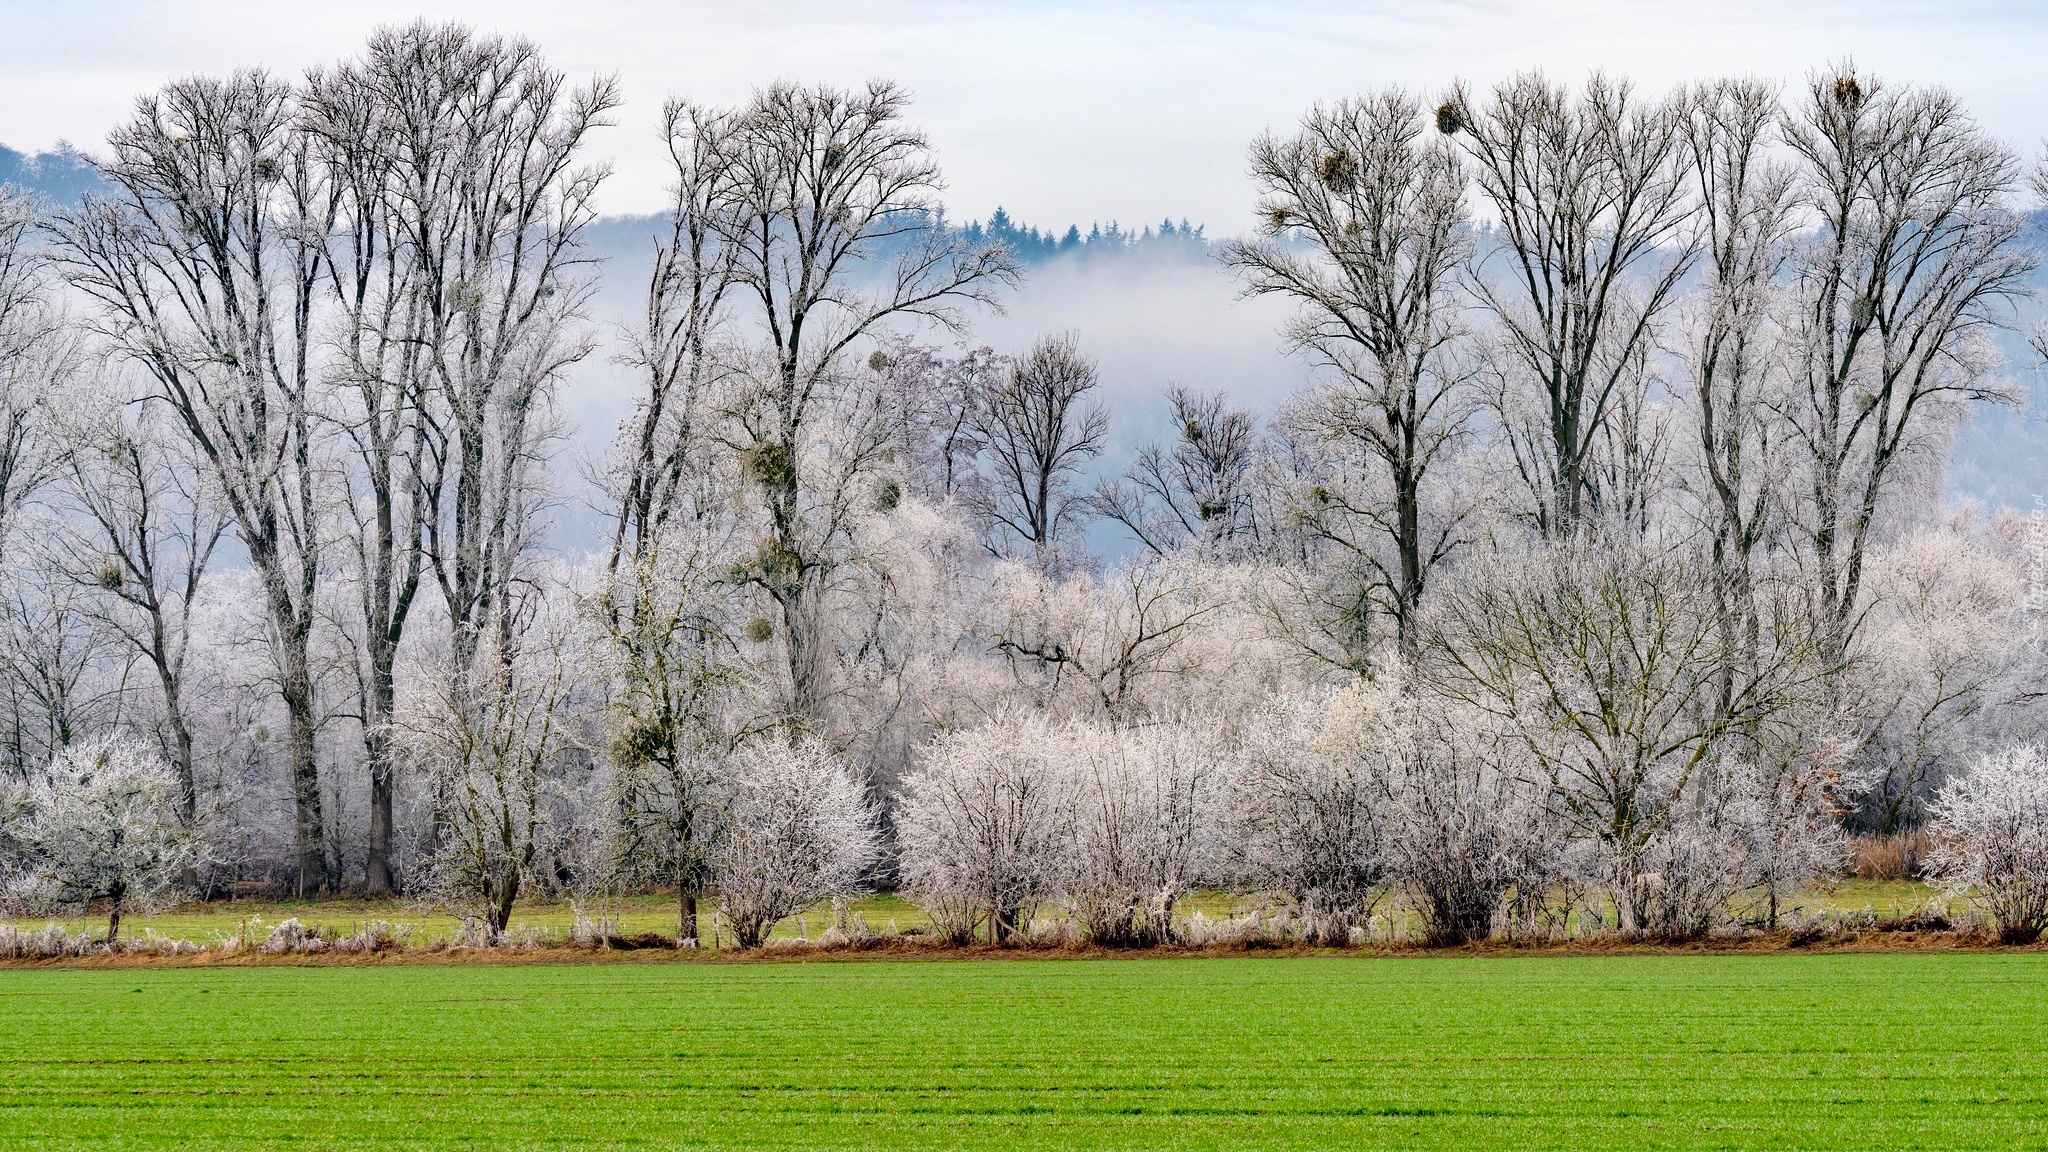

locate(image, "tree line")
(1, 22), (2045, 947)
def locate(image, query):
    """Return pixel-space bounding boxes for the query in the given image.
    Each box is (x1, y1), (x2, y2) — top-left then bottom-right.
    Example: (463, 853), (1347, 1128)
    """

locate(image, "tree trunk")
(106, 882), (125, 947)
(491, 868), (520, 942)
(678, 890), (699, 947)
(364, 647), (399, 895)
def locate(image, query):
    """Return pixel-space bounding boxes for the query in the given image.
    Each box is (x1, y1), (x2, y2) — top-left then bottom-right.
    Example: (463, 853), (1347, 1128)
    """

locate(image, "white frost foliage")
(1382, 701), (1551, 946)
(1631, 797), (1751, 941)
(1230, 687), (1390, 945)
(10, 737), (196, 941)
(1725, 754), (1851, 927)
(896, 716), (1072, 944)
(1927, 745), (2048, 944)
(711, 739), (882, 949)
(1060, 720), (1225, 947)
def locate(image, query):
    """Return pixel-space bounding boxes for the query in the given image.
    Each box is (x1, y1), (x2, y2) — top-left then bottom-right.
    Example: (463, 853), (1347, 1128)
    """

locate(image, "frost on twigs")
(1927, 746), (2048, 944)
(710, 739), (881, 949)
(6, 737), (199, 947)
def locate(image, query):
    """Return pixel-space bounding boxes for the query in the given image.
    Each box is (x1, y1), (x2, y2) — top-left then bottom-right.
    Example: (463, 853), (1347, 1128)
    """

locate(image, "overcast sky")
(3, 1), (2044, 231)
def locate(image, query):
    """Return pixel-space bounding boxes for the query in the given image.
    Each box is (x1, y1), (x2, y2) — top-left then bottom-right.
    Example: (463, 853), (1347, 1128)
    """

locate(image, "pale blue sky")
(3, 1), (2044, 230)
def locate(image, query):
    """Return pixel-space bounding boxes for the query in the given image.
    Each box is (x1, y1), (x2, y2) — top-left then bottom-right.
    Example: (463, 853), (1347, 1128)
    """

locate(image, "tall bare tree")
(1227, 90), (1474, 659)
(52, 72), (335, 892)
(1676, 79), (1802, 713)
(302, 54), (436, 893)
(363, 22), (617, 683)
(0, 189), (65, 555)
(1777, 65), (2036, 668)
(1441, 73), (1697, 537)
(697, 80), (1017, 721)
(609, 99), (740, 575)
(968, 332), (1107, 573)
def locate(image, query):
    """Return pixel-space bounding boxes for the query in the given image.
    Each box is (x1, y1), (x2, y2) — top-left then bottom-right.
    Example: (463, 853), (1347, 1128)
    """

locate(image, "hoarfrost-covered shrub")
(711, 739), (882, 949)
(10, 737), (198, 945)
(0, 924), (102, 959)
(259, 917), (327, 954)
(896, 717), (1071, 944)
(1061, 721), (1225, 947)
(1927, 745), (2048, 944)
(1631, 801), (1750, 941)
(1382, 702), (1549, 946)
(1230, 688), (1390, 946)
(1728, 754), (1853, 929)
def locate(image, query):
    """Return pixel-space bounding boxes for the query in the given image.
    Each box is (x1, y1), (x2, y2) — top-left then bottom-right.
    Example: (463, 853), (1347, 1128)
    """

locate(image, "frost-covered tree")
(1229, 688), (1390, 945)
(696, 80), (1017, 722)
(398, 598), (585, 941)
(709, 739), (880, 948)
(52, 71), (334, 892)
(1425, 538), (1825, 932)
(1926, 745), (2048, 944)
(0, 188), (67, 558)
(896, 716), (1071, 943)
(1440, 73), (1697, 537)
(1778, 65), (2036, 671)
(11, 737), (198, 944)
(967, 332), (1108, 573)
(1060, 721), (1224, 947)
(53, 387), (227, 829)
(1227, 90), (1475, 658)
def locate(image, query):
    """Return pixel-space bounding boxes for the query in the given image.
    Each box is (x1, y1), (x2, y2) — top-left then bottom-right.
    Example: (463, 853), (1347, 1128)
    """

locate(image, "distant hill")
(0, 143), (108, 203)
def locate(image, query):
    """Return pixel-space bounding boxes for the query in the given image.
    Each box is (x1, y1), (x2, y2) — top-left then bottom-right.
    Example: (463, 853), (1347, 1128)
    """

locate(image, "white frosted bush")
(711, 740), (882, 949)
(1230, 688), (1390, 946)
(1927, 745), (2048, 944)
(11, 737), (198, 945)
(1061, 721), (1225, 947)
(896, 717), (1071, 944)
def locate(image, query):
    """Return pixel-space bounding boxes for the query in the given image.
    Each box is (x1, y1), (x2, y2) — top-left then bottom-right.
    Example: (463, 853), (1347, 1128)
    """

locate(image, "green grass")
(2, 952), (2045, 1149)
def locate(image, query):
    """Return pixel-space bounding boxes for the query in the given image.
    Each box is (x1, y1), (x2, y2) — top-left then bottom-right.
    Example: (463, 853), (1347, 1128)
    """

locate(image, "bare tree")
(54, 391), (229, 827)
(1423, 538), (1824, 931)
(968, 332), (1108, 573)
(608, 98), (740, 573)
(0, 567), (125, 776)
(1777, 65), (2036, 669)
(1226, 91), (1474, 657)
(364, 22), (617, 685)
(992, 559), (1225, 722)
(1440, 73), (1697, 537)
(0, 189), (66, 554)
(1676, 79), (1802, 708)
(1092, 385), (1264, 558)
(399, 599), (582, 941)
(301, 54), (438, 894)
(701, 80), (1017, 721)
(51, 72), (335, 893)
(871, 340), (1006, 504)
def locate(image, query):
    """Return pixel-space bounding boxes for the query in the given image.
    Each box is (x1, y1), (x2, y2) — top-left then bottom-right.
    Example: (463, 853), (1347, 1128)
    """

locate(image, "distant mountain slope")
(0, 143), (109, 203)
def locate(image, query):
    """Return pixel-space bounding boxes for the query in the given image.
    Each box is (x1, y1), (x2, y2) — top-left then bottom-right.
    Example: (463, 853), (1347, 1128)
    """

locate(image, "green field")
(2, 952), (2044, 1150)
